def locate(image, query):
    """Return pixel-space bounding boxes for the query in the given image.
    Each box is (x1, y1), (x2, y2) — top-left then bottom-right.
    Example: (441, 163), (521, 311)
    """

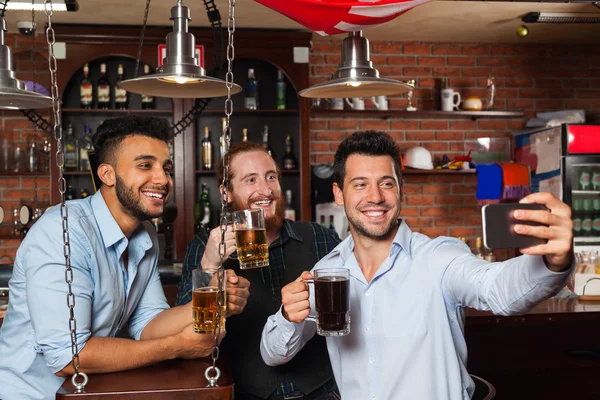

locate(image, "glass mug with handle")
(192, 269), (227, 334)
(233, 209), (269, 269)
(306, 268), (351, 336)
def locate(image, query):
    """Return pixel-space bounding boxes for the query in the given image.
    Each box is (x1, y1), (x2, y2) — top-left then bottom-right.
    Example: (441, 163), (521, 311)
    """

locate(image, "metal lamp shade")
(0, 17), (53, 110)
(299, 31), (412, 99)
(119, 1), (241, 99)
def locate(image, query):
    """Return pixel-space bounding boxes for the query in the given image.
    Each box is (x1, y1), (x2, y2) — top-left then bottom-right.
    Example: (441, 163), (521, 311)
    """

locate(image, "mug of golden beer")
(192, 269), (227, 334)
(233, 209), (269, 270)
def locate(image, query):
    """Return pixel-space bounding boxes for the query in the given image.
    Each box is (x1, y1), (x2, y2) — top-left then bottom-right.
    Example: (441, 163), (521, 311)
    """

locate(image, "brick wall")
(0, 33), (51, 262)
(309, 39), (600, 257)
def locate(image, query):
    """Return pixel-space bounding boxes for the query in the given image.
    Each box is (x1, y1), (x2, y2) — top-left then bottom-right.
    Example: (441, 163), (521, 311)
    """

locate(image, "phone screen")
(482, 203), (549, 249)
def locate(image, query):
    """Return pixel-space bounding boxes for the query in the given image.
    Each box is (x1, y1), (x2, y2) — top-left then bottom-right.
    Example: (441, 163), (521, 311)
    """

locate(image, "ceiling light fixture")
(6, 0), (78, 12)
(522, 12), (600, 23)
(0, 16), (52, 109)
(299, 31), (412, 99)
(119, 0), (241, 99)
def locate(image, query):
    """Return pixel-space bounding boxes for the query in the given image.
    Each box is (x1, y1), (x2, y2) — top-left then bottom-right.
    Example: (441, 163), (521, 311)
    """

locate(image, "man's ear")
(333, 182), (344, 206)
(98, 163), (115, 187)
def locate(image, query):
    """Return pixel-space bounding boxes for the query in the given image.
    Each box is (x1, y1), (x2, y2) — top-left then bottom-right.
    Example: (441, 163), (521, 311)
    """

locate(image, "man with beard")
(176, 142), (341, 399)
(261, 131), (574, 400)
(0, 116), (250, 400)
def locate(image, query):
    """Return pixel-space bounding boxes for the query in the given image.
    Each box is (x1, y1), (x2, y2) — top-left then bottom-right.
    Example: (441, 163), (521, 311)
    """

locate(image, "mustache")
(141, 185), (168, 192)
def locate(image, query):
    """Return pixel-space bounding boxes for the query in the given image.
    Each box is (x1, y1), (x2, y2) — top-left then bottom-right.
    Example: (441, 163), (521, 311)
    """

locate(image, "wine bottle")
(141, 64), (155, 109)
(261, 125), (273, 158)
(284, 190), (295, 221)
(201, 126), (213, 170)
(96, 63), (111, 109)
(64, 121), (79, 171)
(244, 68), (258, 110)
(282, 135), (297, 170)
(79, 124), (93, 172)
(200, 183), (212, 230)
(80, 63), (93, 109)
(276, 69), (286, 110)
(114, 64), (129, 110)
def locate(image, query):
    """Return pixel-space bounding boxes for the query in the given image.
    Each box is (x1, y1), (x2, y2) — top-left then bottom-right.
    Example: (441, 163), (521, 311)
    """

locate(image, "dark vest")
(221, 222), (333, 398)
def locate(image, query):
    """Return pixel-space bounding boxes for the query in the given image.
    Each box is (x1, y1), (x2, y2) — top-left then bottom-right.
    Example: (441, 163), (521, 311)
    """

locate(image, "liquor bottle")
(13, 144), (23, 172)
(474, 237), (485, 260)
(114, 64), (128, 110)
(319, 215), (326, 227)
(80, 188), (90, 199)
(64, 121), (79, 171)
(593, 199), (600, 236)
(282, 135), (297, 170)
(79, 124), (93, 171)
(579, 166), (591, 191)
(582, 199), (593, 237)
(201, 126), (213, 170)
(244, 68), (258, 110)
(572, 199), (582, 237)
(329, 215), (335, 231)
(199, 183), (212, 230)
(261, 125), (273, 158)
(80, 63), (93, 108)
(141, 64), (155, 109)
(96, 63), (111, 109)
(27, 138), (37, 172)
(284, 189), (295, 221)
(220, 117), (228, 160)
(276, 69), (286, 110)
(592, 166), (600, 191)
(241, 128), (248, 143)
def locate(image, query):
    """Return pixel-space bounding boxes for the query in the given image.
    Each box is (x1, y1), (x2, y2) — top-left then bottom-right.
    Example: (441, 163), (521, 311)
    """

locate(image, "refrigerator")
(513, 123), (600, 252)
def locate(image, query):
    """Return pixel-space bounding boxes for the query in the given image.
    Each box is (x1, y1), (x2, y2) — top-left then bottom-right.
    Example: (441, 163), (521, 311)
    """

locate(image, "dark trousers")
(236, 378), (340, 400)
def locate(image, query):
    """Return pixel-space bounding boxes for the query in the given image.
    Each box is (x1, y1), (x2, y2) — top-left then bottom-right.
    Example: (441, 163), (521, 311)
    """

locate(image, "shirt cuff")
(528, 254), (574, 285)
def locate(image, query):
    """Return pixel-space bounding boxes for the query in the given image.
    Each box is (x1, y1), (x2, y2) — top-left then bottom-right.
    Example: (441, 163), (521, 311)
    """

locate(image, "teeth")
(364, 211), (384, 217)
(254, 201), (270, 206)
(144, 192), (163, 199)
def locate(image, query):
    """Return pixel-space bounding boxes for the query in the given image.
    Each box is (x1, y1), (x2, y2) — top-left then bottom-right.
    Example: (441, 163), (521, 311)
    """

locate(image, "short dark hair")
(92, 116), (172, 165)
(333, 130), (402, 189)
(217, 141), (279, 189)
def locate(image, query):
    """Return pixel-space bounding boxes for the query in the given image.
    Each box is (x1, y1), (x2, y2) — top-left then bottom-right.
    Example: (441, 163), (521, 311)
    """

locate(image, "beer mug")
(192, 269), (227, 333)
(344, 97), (365, 110)
(306, 268), (351, 336)
(233, 209), (269, 269)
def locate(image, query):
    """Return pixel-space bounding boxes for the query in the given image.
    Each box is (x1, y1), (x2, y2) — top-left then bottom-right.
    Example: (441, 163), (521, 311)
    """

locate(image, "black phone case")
(482, 203), (548, 249)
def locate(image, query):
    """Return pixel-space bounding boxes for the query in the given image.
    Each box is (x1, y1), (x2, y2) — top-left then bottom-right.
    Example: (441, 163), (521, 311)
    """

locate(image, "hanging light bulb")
(0, 16), (52, 109)
(299, 31), (412, 99)
(119, 0), (241, 99)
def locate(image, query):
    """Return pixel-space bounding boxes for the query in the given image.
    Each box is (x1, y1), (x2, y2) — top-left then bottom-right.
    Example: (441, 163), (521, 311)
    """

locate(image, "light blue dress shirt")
(0, 191), (169, 400)
(261, 221), (572, 400)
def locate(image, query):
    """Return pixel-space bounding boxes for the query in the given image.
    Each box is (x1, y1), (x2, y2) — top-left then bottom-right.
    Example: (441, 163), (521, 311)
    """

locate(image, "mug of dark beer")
(306, 268), (351, 336)
(192, 269), (227, 334)
(233, 209), (269, 269)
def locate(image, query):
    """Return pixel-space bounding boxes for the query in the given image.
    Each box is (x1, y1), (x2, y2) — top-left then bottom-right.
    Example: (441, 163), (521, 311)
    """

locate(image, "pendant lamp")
(299, 31), (412, 99)
(119, 0), (242, 99)
(0, 16), (53, 110)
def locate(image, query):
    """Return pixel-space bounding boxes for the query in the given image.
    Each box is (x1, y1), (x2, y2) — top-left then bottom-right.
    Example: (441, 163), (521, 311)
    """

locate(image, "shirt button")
(365, 326), (370, 332)
(369, 358), (375, 364)
(372, 395), (376, 399)
(365, 292), (370, 296)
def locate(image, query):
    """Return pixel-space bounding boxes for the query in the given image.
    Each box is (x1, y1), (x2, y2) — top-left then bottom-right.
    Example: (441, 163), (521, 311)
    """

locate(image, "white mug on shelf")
(441, 88), (461, 111)
(345, 97), (365, 110)
(371, 95), (388, 110)
(330, 98), (344, 110)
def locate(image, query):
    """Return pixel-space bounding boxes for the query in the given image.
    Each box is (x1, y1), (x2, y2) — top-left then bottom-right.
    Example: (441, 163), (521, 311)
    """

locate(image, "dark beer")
(235, 228), (269, 269)
(314, 276), (350, 334)
(192, 287), (226, 333)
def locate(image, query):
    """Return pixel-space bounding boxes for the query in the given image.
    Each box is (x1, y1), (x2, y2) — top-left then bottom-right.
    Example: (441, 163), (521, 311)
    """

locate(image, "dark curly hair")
(333, 130), (402, 189)
(92, 116), (172, 165)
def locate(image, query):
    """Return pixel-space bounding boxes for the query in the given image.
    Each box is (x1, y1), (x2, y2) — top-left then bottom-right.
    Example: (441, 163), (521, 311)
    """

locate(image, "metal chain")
(31, 2), (38, 204)
(205, 0), (235, 386)
(44, 0), (88, 392)
(133, 0), (151, 80)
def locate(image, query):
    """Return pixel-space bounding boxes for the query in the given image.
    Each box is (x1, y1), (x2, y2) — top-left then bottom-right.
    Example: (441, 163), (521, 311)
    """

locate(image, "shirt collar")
(91, 191), (127, 249)
(271, 219), (304, 247)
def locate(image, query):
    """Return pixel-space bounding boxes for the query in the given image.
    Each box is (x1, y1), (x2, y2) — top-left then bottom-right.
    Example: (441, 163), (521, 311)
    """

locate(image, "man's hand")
(201, 225), (237, 271)
(224, 270), (250, 316)
(175, 324), (226, 359)
(514, 192), (573, 272)
(281, 271), (312, 323)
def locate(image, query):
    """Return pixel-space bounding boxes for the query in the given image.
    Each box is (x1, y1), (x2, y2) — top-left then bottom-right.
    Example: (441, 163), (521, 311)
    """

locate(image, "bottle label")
(592, 172), (600, 189)
(580, 172), (590, 188)
(201, 206), (211, 225)
(202, 145), (212, 169)
(115, 86), (127, 103)
(244, 98), (257, 110)
(80, 149), (90, 171)
(98, 85), (110, 103)
(593, 218), (600, 232)
(65, 144), (77, 168)
(80, 83), (92, 105)
(573, 218), (581, 233)
(582, 218), (592, 232)
(284, 158), (296, 170)
(141, 94), (153, 103)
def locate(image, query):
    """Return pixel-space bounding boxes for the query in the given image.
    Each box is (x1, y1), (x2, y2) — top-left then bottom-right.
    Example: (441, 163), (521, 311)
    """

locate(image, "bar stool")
(470, 374), (496, 400)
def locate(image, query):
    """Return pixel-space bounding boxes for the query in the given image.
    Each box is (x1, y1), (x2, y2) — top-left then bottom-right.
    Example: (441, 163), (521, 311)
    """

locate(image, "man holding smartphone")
(260, 130), (573, 400)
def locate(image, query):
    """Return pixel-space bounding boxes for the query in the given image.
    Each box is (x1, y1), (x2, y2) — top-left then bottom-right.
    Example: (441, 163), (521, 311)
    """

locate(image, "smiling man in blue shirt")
(260, 130), (574, 400)
(0, 116), (249, 400)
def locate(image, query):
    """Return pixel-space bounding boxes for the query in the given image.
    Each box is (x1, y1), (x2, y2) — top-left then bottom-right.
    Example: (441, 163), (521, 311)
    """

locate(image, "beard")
(115, 174), (165, 222)
(230, 189), (286, 231)
(346, 205), (400, 241)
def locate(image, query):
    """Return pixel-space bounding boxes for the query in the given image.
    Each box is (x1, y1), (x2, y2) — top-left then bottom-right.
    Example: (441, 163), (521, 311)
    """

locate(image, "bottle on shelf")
(276, 69), (286, 110)
(484, 249), (496, 263)
(284, 189), (295, 221)
(80, 188), (90, 199)
(219, 117), (227, 160)
(320, 214), (326, 227)
(474, 237), (485, 260)
(80, 63), (93, 109)
(593, 199), (600, 236)
(282, 135), (297, 170)
(64, 121), (79, 171)
(13, 144), (23, 172)
(572, 199), (582, 237)
(201, 126), (213, 170)
(96, 63), (111, 109)
(328, 215), (335, 231)
(114, 64), (129, 110)
(244, 68), (258, 110)
(79, 124), (93, 172)
(582, 199), (593, 237)
(241, 128), (248, 143)
(193, 196), (203, 234)
(141, 64), (155, 109)
(261, 125), (273, 158)
(27, 138), (37, 172)
(199, 183), (212, 231)
(592, 166), (600, 191)
(579, 166), (591, 191)
(66, 185), (75, 200)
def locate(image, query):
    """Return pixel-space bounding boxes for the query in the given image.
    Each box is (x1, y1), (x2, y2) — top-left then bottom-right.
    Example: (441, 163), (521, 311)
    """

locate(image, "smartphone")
(482, 203), (549, 249)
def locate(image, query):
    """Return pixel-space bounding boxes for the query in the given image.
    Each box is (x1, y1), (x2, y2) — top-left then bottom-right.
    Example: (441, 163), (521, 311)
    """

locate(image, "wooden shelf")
(195, 169), (299, 175)
(403, 169), (477, 175)
(62, 108), (172, 115)
(0, 172), (49, 177)
(311, 109), (524, 120)
(197, 109), (298, 115)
